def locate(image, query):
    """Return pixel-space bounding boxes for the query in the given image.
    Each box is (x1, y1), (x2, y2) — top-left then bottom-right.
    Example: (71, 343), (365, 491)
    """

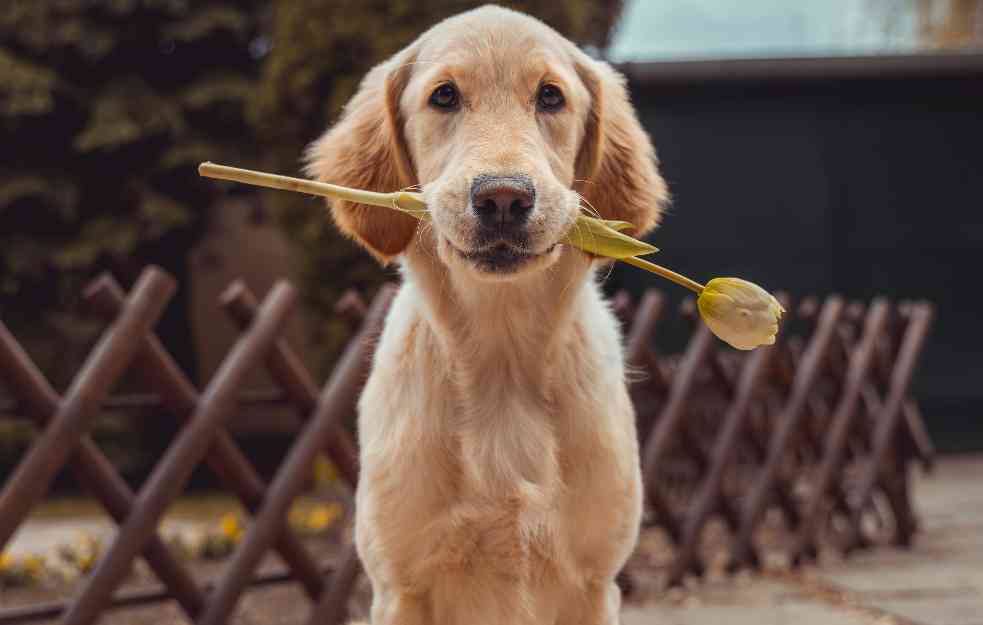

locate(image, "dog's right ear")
(573, 54), (668, 239)
(304, 49), (419, 263)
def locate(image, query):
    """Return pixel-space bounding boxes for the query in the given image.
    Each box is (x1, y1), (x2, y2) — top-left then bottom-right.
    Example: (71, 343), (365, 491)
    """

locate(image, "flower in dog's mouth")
(198, 162), (784, 350)
(697, 278), (784, 350)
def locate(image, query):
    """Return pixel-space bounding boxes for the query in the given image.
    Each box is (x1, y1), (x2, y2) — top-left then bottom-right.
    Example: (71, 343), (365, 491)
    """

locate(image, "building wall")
(615, 69), (983, 451)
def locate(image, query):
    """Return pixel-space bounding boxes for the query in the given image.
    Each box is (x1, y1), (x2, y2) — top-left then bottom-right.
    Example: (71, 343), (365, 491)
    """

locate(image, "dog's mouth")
(450, 240), (557, 274)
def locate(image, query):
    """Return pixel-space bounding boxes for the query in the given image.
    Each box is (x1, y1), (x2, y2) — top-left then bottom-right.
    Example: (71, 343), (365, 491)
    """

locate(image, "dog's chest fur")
(353, 258), (642, 620)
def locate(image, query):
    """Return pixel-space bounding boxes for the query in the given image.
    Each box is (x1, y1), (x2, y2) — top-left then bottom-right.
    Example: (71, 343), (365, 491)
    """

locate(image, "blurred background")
(1, 0), (981, 486)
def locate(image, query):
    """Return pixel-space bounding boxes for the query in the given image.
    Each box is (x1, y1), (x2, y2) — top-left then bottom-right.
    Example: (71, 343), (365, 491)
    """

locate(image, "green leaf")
(562, 215), (658, 259)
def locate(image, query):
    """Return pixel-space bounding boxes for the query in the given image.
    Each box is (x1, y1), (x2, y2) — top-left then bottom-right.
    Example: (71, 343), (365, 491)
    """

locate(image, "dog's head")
(306, 5), (667, 280)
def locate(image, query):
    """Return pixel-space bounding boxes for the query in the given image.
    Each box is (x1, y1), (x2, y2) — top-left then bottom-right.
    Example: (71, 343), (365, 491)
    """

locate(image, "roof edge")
(616, 51), (983, 85)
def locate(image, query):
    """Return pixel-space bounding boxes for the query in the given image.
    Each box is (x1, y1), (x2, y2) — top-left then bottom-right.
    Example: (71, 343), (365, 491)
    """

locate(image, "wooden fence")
(615, 289), (934, 586)
(0, 266), (934, 623)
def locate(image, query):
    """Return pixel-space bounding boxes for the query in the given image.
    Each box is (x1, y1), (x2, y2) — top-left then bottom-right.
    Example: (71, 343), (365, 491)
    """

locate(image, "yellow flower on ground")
(697, 278), (784, 350)
(220, 513), (244, 543)
(75, 533), (101, 574)
(305, 503), (342, 532)
(0, 552), (45, 587)
(312, 454), (339, 486)
(290, 502), (343, 535)
(199, 514), (246, 560)
(57, 532), (103, 575)
(22, 554), (45, 575)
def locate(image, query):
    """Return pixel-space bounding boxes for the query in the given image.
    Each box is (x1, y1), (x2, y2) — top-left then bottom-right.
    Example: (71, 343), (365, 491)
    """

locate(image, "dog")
(306, 5), (667, 624)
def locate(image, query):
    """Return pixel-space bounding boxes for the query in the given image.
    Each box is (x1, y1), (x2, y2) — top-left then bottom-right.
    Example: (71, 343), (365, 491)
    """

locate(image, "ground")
(2, 456), (982, 624)
(625, 454), (983, 625)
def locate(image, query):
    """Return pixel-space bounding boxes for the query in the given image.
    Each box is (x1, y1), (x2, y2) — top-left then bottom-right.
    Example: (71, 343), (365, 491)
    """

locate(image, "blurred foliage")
(914, 0), (982, 48)
(252, 0), (624, 372)
(869, 0), (983, 50)
(0, 0), (624, 383)
(0, 0), (268, 384)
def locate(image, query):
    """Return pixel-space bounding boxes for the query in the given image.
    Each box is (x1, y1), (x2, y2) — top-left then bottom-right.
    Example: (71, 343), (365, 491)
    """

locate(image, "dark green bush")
(1, 0), (268, 383)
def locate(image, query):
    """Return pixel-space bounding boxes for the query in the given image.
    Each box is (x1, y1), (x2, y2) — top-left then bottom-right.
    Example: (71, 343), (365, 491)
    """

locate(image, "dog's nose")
(470, 175), (535, 229)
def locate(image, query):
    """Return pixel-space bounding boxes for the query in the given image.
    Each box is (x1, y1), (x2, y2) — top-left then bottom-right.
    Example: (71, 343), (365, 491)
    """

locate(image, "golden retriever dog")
(306, 5), (667, 624)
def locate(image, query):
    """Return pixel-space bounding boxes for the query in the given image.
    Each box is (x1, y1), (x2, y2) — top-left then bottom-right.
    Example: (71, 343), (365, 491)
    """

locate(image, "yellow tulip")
(697, 278), (784, 350)
(198, 163), (784, 349)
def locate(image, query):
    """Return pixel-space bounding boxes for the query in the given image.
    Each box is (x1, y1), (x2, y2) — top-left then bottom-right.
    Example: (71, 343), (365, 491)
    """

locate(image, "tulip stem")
(199, 162), (398, 209)
(621, 256), (705, 294)
(198, 161), (707, 293)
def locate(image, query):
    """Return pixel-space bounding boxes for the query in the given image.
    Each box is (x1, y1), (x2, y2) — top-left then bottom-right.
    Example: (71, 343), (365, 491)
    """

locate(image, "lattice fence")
(615, 289), (934, 587)
(0, 266), (934, 624)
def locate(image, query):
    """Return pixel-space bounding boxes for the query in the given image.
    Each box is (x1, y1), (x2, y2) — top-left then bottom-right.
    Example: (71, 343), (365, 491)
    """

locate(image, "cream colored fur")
(306, 6), (667, 624)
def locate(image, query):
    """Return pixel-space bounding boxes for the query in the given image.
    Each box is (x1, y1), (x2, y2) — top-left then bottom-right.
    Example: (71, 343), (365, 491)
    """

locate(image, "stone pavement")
(623, 454), (983, 625)
(6, 457), (981, 624)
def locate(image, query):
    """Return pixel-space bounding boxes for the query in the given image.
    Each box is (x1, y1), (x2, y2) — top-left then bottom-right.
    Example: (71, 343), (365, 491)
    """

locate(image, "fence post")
(665, 326), (781, 584)
(85, 275), (327, 599)
(844, 302), (934, 551)
(624, 290), (666, 440)
(729, 296), (845, 570)
(221, 284), (362, 488)
(0, 324), (206, 619)
(197, 285), (395, 625)
(790, 298), (892, 564)
(0, 268), (175, 552)
(60, 282), (297, 625)
(640, 325), (717, 542)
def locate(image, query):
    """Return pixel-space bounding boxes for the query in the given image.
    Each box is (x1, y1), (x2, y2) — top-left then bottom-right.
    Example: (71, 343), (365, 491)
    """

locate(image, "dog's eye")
(537, 84), (565, 112)
(429, 83), (460, 110)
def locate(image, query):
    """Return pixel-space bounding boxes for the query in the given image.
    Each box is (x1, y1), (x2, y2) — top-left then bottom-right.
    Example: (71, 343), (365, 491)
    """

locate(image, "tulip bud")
(697, 278), (784, 350)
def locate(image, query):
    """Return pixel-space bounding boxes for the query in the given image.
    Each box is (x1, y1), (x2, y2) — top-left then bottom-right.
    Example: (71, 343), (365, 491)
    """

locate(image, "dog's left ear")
(574, 56), (669, 238)
(304, 48), (419, 263)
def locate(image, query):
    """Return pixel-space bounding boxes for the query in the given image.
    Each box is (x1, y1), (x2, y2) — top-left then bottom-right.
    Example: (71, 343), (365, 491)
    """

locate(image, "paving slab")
(813, 455), (983, 625)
